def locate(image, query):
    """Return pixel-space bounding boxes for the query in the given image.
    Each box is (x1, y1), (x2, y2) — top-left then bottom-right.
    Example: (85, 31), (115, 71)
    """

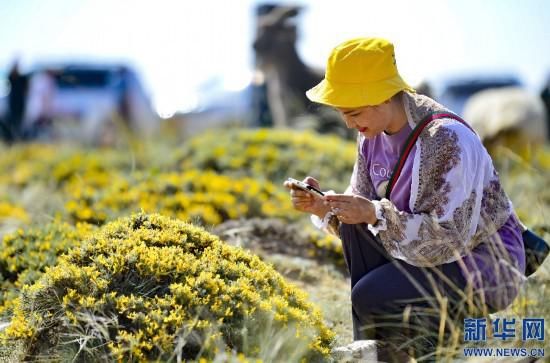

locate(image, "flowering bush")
(0, 221), (95, 316)
(0, 130), (357, 230)
(176, 129), (356, 192)
(63, 170), (297, 226)
(0, 144), (58, 188)
(0, 144), (134, 189)
(3, 213), (334, 361)
(490, 143), (550, 230)
(0, 202), (29, 224)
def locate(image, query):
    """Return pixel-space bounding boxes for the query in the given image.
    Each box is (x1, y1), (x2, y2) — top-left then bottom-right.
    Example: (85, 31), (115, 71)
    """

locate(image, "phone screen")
(304, 184), (324, 197)
(287, 178), (324, 197)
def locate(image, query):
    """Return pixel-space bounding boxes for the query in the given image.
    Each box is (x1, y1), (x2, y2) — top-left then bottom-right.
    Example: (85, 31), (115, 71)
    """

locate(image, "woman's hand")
(283, 177), (330, 218)
(324, 194), (377, 225)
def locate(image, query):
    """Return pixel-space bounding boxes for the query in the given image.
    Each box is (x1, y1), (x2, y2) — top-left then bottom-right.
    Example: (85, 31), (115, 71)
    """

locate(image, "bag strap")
(385, 112), (475, 199)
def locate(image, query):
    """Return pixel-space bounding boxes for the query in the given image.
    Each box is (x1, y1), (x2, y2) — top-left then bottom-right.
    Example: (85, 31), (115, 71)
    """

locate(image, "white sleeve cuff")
(367, 200), (388, 236)
(310, 190), (336, 230)
(311, 211), (335, 230)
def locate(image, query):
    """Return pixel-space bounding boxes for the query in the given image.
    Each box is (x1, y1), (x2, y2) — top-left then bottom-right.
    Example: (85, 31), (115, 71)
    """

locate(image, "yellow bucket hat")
(306, 37), (415, 108)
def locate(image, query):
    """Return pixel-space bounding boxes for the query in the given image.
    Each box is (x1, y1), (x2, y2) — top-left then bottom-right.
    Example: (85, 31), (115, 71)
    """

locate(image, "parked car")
(1, 63), (158, 142)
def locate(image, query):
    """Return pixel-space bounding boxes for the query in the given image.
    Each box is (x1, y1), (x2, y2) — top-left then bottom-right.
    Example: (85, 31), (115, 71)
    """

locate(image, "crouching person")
(284, 37), (526, 362)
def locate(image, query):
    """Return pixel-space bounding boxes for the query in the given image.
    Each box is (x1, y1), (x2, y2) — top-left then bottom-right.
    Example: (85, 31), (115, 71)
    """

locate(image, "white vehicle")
(1, 63), (159, 142)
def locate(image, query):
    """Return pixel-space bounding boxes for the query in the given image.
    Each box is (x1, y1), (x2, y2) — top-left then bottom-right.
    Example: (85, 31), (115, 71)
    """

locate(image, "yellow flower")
(0, 202), (29, 223)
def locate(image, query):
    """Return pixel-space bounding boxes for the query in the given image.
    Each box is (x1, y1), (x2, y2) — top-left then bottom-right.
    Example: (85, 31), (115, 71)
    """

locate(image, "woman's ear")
(384, 91), (402, 105)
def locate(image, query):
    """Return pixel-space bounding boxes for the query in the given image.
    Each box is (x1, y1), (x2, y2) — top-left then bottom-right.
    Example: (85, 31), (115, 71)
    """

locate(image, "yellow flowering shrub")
(63, 170), (297, 226)
(0, 202), (29, 223)
(3, 213), (334, 361)
(176, 129), (356, 192)
(490, 143), (550, 231)
(308, 232), (344, 267)
(0, 140), (300, 227)
(0, 144), (59, 188)
(0, 221), (95, 316)
(0, 143), (144, 226)
(0, 142), (169, 194)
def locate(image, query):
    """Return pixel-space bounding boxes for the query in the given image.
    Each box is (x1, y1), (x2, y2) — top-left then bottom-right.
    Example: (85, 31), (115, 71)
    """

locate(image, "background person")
(5, 59), (29, 142)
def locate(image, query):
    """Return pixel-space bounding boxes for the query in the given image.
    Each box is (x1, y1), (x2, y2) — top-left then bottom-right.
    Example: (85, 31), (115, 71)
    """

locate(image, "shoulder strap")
(385, 112), (475, 199)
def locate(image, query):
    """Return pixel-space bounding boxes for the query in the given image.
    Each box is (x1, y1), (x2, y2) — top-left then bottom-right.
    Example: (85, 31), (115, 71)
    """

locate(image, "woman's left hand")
(324, 194), (377, 225)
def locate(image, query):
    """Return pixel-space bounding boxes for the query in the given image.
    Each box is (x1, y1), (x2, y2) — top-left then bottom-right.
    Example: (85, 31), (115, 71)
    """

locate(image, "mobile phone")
(286, 178), (325, 198)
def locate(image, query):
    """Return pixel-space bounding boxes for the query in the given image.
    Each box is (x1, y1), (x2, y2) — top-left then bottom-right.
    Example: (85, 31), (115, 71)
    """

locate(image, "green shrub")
(2, 213), (334, 362)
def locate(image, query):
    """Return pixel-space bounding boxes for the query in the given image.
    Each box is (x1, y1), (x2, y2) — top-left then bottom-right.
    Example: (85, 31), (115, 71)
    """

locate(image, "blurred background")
(0, 0), (549, 144)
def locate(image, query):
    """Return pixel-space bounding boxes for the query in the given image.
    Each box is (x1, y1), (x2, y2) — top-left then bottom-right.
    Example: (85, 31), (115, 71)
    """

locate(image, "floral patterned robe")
(329, 92), (514, 267)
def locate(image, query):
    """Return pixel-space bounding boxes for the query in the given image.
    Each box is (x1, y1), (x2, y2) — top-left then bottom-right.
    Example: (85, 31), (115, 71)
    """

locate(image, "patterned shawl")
(338, 92), (513, 267)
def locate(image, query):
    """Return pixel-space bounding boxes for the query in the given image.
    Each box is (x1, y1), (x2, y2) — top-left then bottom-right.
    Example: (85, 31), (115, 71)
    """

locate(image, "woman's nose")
(343, 116), (355, 129)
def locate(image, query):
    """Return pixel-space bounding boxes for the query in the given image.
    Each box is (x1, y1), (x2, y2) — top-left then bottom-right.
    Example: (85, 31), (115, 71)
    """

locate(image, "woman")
(284, 37), (526, 361)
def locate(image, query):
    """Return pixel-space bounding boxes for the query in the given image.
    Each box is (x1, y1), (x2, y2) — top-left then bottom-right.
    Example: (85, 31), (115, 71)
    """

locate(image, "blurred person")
(284, 38), (526, 362)
(116, 66), (131, 127)
(541, 74), (550, 140)
(5, 59), (29, 142)
(23, 69), (56, 139)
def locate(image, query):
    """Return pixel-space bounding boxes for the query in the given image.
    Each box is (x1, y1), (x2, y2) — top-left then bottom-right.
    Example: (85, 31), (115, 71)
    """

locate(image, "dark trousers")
(339, 223), (469, 360)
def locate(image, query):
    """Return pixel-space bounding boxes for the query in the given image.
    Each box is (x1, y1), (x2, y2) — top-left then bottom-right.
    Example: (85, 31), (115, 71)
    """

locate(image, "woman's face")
(337, 101), (395, 139)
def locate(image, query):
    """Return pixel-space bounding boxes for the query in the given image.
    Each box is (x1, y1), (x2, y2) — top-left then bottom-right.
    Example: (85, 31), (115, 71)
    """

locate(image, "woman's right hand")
(283, 176), (331, 218)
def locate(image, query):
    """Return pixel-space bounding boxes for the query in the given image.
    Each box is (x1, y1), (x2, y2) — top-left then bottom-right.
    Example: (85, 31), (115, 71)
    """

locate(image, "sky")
(0, 0), (549, 117)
